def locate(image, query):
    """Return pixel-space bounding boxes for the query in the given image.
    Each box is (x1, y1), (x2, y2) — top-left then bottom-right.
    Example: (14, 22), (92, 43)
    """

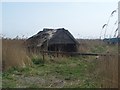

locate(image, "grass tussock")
(2, 39), (32, 71)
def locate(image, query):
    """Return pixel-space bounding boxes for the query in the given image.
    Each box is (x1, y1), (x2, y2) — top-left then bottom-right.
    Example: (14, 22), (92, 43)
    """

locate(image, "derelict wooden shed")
(26, 28), (79, 52)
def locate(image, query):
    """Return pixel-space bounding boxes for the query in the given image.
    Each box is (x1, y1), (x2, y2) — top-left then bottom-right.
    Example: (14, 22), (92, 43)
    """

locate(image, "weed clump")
(31, 55), (44, 65)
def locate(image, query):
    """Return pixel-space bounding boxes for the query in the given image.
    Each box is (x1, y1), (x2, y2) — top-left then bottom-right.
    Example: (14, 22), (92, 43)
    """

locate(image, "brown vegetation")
(78, 39), (118, 88)
(91, 54), (118, 88)
(2, 39), (32, 71)
(0, 39), (2, 71)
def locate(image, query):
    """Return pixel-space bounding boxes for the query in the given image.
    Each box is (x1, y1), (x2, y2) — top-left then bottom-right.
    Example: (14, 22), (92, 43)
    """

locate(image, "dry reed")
(2, 39), (32, 71)
(97, 54), (118, 88)
(0, 39), (2, 72)
(78, 39), (118, 88)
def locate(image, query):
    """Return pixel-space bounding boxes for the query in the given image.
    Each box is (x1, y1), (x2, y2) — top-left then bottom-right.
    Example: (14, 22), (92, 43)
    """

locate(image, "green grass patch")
(91, 46), (106, 53)
(32, 55), (44, 65)
(2, 55), (101, 88)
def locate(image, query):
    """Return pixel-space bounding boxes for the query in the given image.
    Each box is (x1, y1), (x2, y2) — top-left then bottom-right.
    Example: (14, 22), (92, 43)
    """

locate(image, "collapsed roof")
(27, 28), (79, 47)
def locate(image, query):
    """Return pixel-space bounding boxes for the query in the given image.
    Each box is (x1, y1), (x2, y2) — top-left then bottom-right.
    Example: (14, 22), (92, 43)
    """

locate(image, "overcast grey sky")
(1, 1), (119, 39)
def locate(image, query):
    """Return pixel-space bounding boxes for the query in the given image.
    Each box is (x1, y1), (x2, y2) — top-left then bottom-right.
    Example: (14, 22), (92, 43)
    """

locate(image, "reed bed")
(0, 39), (2, 72)
(97, 54), (118, 88)
(2, 39), (32, 71)
(78, 39), (118, 88)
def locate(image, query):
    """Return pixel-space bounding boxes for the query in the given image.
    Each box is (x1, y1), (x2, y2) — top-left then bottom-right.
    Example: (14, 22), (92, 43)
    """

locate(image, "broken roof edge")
(27, 28), (66, 39)
(27, 28), (79, 45)
(43, 28), (65, 31)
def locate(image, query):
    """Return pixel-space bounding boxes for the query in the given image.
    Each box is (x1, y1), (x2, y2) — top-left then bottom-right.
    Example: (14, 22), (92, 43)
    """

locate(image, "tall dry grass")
(2, 39), (32, 71)
(77, 39), (105, 53)
(77, 39), (118, 88)
(0, 39), (2, 88)
(0, 39), (2, 72)
(97, 54), (118, 88)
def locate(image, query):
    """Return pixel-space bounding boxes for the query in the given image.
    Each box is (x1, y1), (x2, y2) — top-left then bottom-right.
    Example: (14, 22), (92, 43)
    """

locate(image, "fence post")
(43, 51), (45, 61)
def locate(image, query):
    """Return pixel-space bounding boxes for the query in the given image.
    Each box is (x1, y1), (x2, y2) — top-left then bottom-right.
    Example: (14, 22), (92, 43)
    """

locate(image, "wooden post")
(43, 51), (45, 61)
